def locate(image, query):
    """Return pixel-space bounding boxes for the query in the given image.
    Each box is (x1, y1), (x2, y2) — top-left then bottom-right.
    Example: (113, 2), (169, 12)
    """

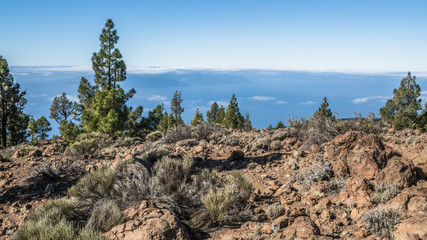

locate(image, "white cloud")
(28, 93), (48, 98)
(249, 96), (277, 101)
(49, 94), (79, 102)
(299, 101), (317, 105)
(147, 95), (167, 101)
(421, 91), (427, 95)
(352, 96), (389, 104)
(276, 100), (287, 104)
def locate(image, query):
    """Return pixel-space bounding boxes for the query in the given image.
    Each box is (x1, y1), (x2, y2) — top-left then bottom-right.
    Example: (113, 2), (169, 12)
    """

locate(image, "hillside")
(0, 126), (426, 239)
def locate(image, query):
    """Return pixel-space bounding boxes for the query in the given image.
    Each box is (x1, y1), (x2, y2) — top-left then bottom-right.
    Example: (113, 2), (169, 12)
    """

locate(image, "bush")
(202, 186), (235, 223)
(228, 171), (252, 199)
(361, 207), (401, 239)
(110, 162), (150, 207)
(67, 165), (115, 202)
(64, 132), (113, 156)
(267, 203), (286, 220)
(370, 182), (400, 204)
(291, 159), (333, 188)
(324, 177), (346, 194)
(162, 125), (193, 144)
(86, 200), (121, 232)
(269, 140), (282, 151)
(219, 135), (240, 146)
(113, 136), (139, 147)
(250, 137), (271, 151)
(153, 157), (193, 194)
(141, 146), (169, 164)
(192, 122), (217, 141)
(146, 130), (163, 142)
(29, 159), (83, 182)
(13, 198), (102, 240)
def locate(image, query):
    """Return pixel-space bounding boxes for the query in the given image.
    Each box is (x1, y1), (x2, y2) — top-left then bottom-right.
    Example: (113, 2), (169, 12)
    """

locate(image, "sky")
(1, 1), (427, 135)
(1, 0), (427, 72)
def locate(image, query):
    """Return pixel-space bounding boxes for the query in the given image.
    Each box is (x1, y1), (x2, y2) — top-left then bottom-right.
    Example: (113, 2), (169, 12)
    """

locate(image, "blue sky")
(1, 0), (427, 72)
(2, 1), (427, 135)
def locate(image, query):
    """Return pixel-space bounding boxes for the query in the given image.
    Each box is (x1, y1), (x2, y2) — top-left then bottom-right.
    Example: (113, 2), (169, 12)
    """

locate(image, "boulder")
(104, 201), (190, 240)
(378, 156), (418, 188)
(228, 150), (245, 161)
(393, 216), (427, 240)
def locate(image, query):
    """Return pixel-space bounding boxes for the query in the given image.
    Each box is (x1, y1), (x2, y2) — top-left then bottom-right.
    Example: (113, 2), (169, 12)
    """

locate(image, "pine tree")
(75, 77), (96, 120)
(207, 102), (219, 123)
(170, 91), (184, 127)
(50, 92), (74, 124)
(223, 94), (244, 129)
(267, 124), (273, 130)
(36, 117), (52, 140)
(28, 116), (52, 142)
(313, 97), (334, 120)
(275, 121), (285, 129)
(191, 108), (204, 126)
(77, 19), (141, 136)
(59, 120), (80, 143)
(0, 56), (28, 147)
(92, 19), (126, 90)
(145, 104), (165, 131)
(243, 112), (252, 131)
(7, 113), (29, 146)
(125, 106), (144, 137)
(380, 72), (421, 130)
(215, 106), (225, 125)
(158, 112), (170, 132)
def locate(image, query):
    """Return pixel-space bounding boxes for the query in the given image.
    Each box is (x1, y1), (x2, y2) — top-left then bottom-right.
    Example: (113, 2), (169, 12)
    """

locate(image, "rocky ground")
(0, 128), (426, 239)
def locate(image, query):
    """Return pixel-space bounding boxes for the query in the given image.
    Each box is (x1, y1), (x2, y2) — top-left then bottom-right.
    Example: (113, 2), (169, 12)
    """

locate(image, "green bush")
(67, 165), (115, 201)
(146, 130), (163, 142)
(202, 186), (235, 223)
(64, 132), (113, 156)
(12, 198), (103, 240)
(86, 200), (121, 232)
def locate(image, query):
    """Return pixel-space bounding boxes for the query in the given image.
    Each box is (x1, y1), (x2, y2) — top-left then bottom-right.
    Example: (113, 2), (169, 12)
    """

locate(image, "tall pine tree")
(223, 94), (244, 129)
(0, 56), (28, 147)
(169, 91), (184, 127)
(77, 19), (141, 136)
(207, 102), (219, 123)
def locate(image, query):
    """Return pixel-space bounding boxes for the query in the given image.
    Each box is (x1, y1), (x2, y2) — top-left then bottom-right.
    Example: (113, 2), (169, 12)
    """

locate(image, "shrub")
(12, 198), (102, 240)
(140, 146), (169, 164)
(29, 159), (83, 182)
(153, 157), (193, 194)
(86, 200), (121, 232)
(269, 140), (282, 151)
(250, 137), (271, 151)
(361, 207), (401, 239)
(324, 177), (347, 194)
(113, 136), (139, 147)
(191, 122), (214, 141)
(146, 130), (163, 142)
(267, 203), (286, 220)
(67, 165), (115, 202)
(64, 132), (113, 156)
(370, 182), (400, 204)
(202, 185), (235, 223)
(220, 135), (240, 146)
(228, 171), (252, 199)
(291, 159), (333, 188)
(162, 125), (192, 144)
(200, 169), (222, 186)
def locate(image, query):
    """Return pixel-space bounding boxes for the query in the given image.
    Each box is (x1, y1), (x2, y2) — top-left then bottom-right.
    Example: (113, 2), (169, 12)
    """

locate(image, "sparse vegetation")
(267, 203), (286, 220)
(370, 182), (400, 204)
(361, 207), (401, 239)
(291, 159), (333, 188)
